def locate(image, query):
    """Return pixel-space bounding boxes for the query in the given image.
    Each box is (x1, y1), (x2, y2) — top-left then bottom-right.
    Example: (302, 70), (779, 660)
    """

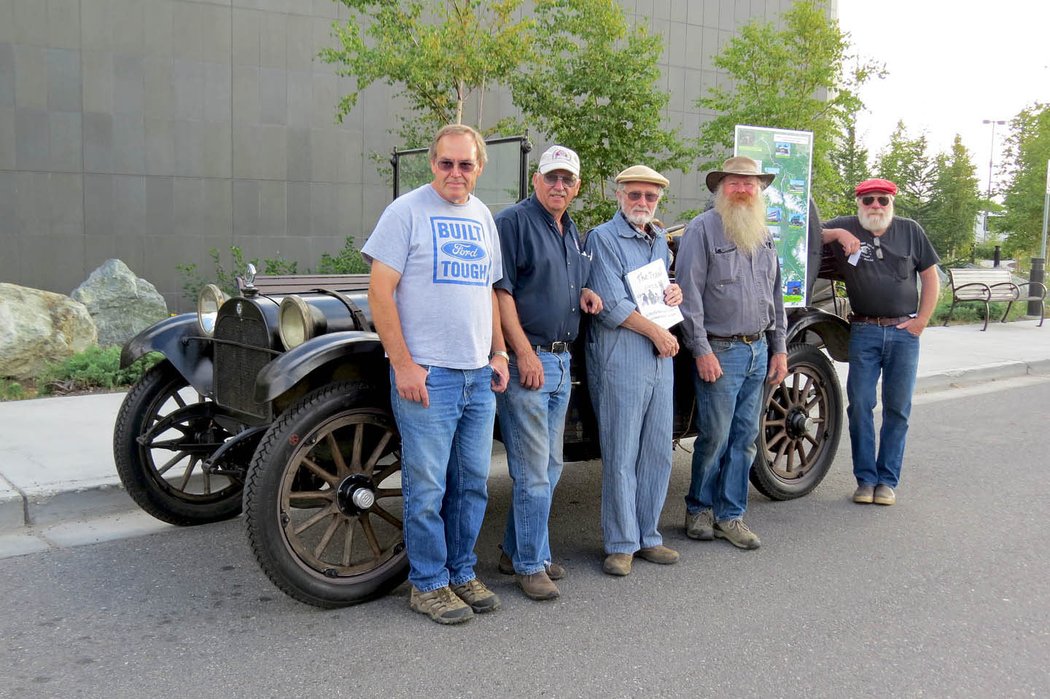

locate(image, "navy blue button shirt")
(494, 194), (592, 345)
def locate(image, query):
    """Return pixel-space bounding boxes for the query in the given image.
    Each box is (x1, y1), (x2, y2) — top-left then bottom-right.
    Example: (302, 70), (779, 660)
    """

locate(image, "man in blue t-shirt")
(362, 124), (510, 625)
(822, 178), (940, 507)
(493, 145), (602, 601)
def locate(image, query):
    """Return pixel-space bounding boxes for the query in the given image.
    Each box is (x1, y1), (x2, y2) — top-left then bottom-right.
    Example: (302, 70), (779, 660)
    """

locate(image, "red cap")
(855, 178), (897, 197)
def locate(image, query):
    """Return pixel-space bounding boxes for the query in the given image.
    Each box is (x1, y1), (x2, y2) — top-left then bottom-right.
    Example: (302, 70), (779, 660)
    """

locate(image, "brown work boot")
(410, 586), (474, 625)
(450, 578), (501, 614)
(852, 485), (875, 504)
(498, 548), (566, 580)
(602, 553), (632, 576)
(516, 570), (560, 601)
(636, 545), (680, 565)
(873, 484), (896, 506)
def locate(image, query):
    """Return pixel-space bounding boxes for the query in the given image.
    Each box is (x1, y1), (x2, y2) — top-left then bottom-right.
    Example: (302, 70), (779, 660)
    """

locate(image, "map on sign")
(734, 125), (813, 307)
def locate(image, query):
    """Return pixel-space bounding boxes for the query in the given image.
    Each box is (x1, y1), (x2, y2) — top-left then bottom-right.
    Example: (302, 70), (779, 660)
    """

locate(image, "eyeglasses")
(872, 236), (883, 260)
(542, 172), (578, 187)
(435, 159), (477, 173)
(625, 191), (661, 203)
(860, 195), (891, 207)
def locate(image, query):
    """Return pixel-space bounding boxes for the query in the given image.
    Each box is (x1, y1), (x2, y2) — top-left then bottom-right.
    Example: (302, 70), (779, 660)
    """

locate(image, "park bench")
(943, 267), (1046, 331)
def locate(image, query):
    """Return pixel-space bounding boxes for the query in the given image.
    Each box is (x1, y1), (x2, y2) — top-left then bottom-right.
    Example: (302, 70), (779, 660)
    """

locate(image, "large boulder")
(71, 259), (168, 347)
(0, 284), (98, 380)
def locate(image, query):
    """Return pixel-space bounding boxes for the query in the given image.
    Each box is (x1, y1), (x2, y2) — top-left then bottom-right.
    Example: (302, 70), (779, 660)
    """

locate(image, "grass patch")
(33, 347), (162, 397)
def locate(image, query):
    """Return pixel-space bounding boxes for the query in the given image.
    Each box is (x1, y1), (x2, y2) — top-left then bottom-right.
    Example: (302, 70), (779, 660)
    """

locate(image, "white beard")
(715, 188), (769, 254)
(858, 203), (894, 233)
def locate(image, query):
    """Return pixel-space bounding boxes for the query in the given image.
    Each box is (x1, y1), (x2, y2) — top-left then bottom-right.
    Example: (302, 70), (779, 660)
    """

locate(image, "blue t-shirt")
(362, 184), (503, 370)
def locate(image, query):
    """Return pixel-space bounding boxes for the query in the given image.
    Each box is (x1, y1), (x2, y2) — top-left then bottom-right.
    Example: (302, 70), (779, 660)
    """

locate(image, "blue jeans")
(390, 365), (495, 593)
(496, 350), (571, 574)
(686, 338), (768, 522)
(846, 323), (920, 488)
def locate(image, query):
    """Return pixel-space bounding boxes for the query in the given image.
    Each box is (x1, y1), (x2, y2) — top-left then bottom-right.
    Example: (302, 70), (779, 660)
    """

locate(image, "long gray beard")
(715, 190), (769, 254)
(859, 205), (894, 233)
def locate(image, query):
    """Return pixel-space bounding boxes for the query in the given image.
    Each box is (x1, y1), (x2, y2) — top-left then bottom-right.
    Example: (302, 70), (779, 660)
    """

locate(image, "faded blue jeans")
(390, 365), (495, 593)
(686, 337), (768, 522)
(496, 350), (571, 575)
(846, 323), (920, 488)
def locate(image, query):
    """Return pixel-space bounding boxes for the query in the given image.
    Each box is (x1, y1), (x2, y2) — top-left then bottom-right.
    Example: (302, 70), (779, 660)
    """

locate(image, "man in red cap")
(822, 179), (940, 506)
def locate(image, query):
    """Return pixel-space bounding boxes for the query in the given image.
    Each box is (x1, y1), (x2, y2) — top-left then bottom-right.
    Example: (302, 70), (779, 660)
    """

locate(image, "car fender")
(786, 308), (850, 362)
(120, 314), (214, 395)
(255, 331), (386, 403)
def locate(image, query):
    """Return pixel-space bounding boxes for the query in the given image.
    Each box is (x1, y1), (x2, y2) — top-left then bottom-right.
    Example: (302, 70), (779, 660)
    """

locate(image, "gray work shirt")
(676, 208), (787, 357)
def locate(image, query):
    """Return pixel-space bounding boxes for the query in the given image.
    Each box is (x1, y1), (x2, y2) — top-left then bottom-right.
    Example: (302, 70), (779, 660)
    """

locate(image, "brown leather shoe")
(498, 548), (566, 580)
(636, 545), (679, 565)
(602, 553), (632, 576)
(516, 570), (560, 601)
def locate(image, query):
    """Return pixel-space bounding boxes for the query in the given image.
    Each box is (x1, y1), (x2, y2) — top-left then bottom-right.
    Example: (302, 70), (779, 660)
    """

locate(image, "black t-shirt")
(822, 216), (939, 317)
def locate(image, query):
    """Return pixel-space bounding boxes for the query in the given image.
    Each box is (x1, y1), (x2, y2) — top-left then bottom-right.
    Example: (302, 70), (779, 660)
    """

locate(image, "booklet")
(625, 260), (684, 329)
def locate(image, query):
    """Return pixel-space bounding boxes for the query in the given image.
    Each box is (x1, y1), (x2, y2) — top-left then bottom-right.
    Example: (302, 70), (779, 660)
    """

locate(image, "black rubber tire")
(112, 361), (244, 525)
(750, 343), (843, 500)
(244, 381), (407, 608)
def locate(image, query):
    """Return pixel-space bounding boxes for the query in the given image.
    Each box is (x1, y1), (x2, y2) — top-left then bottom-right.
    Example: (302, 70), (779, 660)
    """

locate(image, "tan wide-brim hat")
(705, 156), (775, 192)
(615, 164), (670, 188)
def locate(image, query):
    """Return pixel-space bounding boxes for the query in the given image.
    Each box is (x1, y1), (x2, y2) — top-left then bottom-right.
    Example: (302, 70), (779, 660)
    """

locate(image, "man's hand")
(897, 316), (928, 337)
(663, 283), (683, 307)
(766, 351), (788, 385)
(824, 227), (861, 255)
(394, 362), (430, 408)
(489, 354), (509, 393)
(696, 353), (721, 382)
(580, 288), (603, 314)
(516, 349), (545, 389)
(651, 327), (679, 358)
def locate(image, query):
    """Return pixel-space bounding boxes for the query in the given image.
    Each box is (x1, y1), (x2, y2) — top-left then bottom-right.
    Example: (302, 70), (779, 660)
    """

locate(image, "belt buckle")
(552, 341), (568, 353)
(741, 334), (753, 345)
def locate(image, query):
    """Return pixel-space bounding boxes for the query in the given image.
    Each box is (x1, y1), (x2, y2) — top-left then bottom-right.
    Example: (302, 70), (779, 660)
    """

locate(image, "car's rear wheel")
(244, 381), (406, 608)
(750, 343), (843, 500)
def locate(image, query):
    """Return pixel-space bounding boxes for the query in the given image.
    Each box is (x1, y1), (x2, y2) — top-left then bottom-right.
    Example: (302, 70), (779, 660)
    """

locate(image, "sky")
(835, 1), (1050, 195)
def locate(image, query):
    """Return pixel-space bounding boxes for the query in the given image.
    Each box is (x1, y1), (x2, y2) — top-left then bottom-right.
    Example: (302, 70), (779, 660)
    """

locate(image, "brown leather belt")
(848, 314), (912, 326)
(534, 341), (570, 353)
(707, 332), (763, 344)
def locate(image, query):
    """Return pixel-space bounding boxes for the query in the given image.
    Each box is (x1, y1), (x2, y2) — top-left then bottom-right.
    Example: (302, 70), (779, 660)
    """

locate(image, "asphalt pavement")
(2, 319), (1048, 553)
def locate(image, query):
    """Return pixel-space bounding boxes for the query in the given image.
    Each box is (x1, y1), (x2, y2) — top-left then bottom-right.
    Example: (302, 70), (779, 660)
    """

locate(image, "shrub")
(0, 379), (25, 402)
(179, 246), (300, 305)
(317, 236), (370, 274)
(37, 347), (162, 396)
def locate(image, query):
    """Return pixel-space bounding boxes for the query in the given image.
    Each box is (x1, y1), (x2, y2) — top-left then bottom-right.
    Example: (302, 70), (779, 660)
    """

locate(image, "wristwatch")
(490, 350), (510, 361)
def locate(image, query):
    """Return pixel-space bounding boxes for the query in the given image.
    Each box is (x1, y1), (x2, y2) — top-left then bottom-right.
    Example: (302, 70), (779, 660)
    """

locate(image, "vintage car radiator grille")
(213, 307), (272, 420)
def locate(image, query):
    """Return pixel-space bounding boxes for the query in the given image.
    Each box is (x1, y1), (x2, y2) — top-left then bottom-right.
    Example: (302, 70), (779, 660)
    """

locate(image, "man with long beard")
(821, 179), (939, 507)
(585, 164), (684, 576)
(676, 156), (788, 550)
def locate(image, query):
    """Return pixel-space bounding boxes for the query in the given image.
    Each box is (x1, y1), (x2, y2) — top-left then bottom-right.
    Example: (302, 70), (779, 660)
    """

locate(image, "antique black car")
(113, 138), (850, 608)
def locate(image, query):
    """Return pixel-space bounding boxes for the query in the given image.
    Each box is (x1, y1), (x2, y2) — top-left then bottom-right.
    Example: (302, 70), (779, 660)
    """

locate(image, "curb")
(915, 358), (1050, 394)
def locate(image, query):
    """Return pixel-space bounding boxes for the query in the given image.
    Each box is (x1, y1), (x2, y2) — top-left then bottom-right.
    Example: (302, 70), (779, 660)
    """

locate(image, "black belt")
(848, 314), (912, 326)
(533, 341), (570, 353)
(707, 332), (763, 344)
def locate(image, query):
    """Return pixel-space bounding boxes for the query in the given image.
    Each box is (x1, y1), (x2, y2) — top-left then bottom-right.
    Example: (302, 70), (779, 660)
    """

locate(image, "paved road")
(2, 377), (1049, 698)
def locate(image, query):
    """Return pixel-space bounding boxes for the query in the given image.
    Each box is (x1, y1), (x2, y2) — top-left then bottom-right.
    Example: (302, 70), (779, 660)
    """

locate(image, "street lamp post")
(982, 119), (1006, 243)
(1031, 159), (1050, 317)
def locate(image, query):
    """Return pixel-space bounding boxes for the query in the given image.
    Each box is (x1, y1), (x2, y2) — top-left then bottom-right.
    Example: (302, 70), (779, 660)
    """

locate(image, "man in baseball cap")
(492, 145), (602, 601)
(584, 164), (682, 576)
(677, 156), (788, 551)
(822, 178), (940, 507)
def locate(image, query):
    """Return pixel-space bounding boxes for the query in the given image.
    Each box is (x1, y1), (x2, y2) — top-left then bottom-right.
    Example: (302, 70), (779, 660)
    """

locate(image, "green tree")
(507, 0), (696, 228)
(696, 0), (883, 214)
(320, 0), (534, 142)
(999, 103), (1050, 258)
(827, 103), (870, 217)
(924, 136), (981, 261)
(873, 121), (934, 221)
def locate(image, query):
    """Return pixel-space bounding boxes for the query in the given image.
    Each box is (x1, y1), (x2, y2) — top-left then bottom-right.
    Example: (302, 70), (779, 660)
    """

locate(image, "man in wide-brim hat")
(676, 155), (788, 551)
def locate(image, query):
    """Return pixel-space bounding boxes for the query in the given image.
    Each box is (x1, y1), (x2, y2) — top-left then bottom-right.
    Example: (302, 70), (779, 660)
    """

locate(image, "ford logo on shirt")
(441, 242), (485, 260)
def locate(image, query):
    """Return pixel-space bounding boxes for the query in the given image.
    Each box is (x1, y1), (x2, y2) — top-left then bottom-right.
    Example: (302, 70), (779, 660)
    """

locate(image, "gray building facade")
(1, 0), (817, 309)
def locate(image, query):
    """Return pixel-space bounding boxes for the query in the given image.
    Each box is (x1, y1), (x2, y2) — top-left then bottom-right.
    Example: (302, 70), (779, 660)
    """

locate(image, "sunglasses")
(860, 195), (892, 207)
(872, 236), (883, 260)
(435, 159), (477, 173)
(542, 172), (578, 187)
(625, 191), (661, 203)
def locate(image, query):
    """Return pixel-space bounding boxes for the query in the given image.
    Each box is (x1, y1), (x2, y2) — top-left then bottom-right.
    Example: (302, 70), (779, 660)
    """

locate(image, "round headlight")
(279, 295), (325, 350)
(197, 284), (227, 336)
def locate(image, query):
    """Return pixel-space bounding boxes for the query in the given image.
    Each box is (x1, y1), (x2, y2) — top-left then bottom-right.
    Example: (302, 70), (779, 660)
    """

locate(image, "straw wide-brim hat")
(705, 156), (775, 192)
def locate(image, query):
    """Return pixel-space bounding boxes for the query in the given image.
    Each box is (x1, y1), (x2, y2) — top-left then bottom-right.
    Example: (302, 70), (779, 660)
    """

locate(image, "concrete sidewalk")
(2, 319), (1049, 542)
